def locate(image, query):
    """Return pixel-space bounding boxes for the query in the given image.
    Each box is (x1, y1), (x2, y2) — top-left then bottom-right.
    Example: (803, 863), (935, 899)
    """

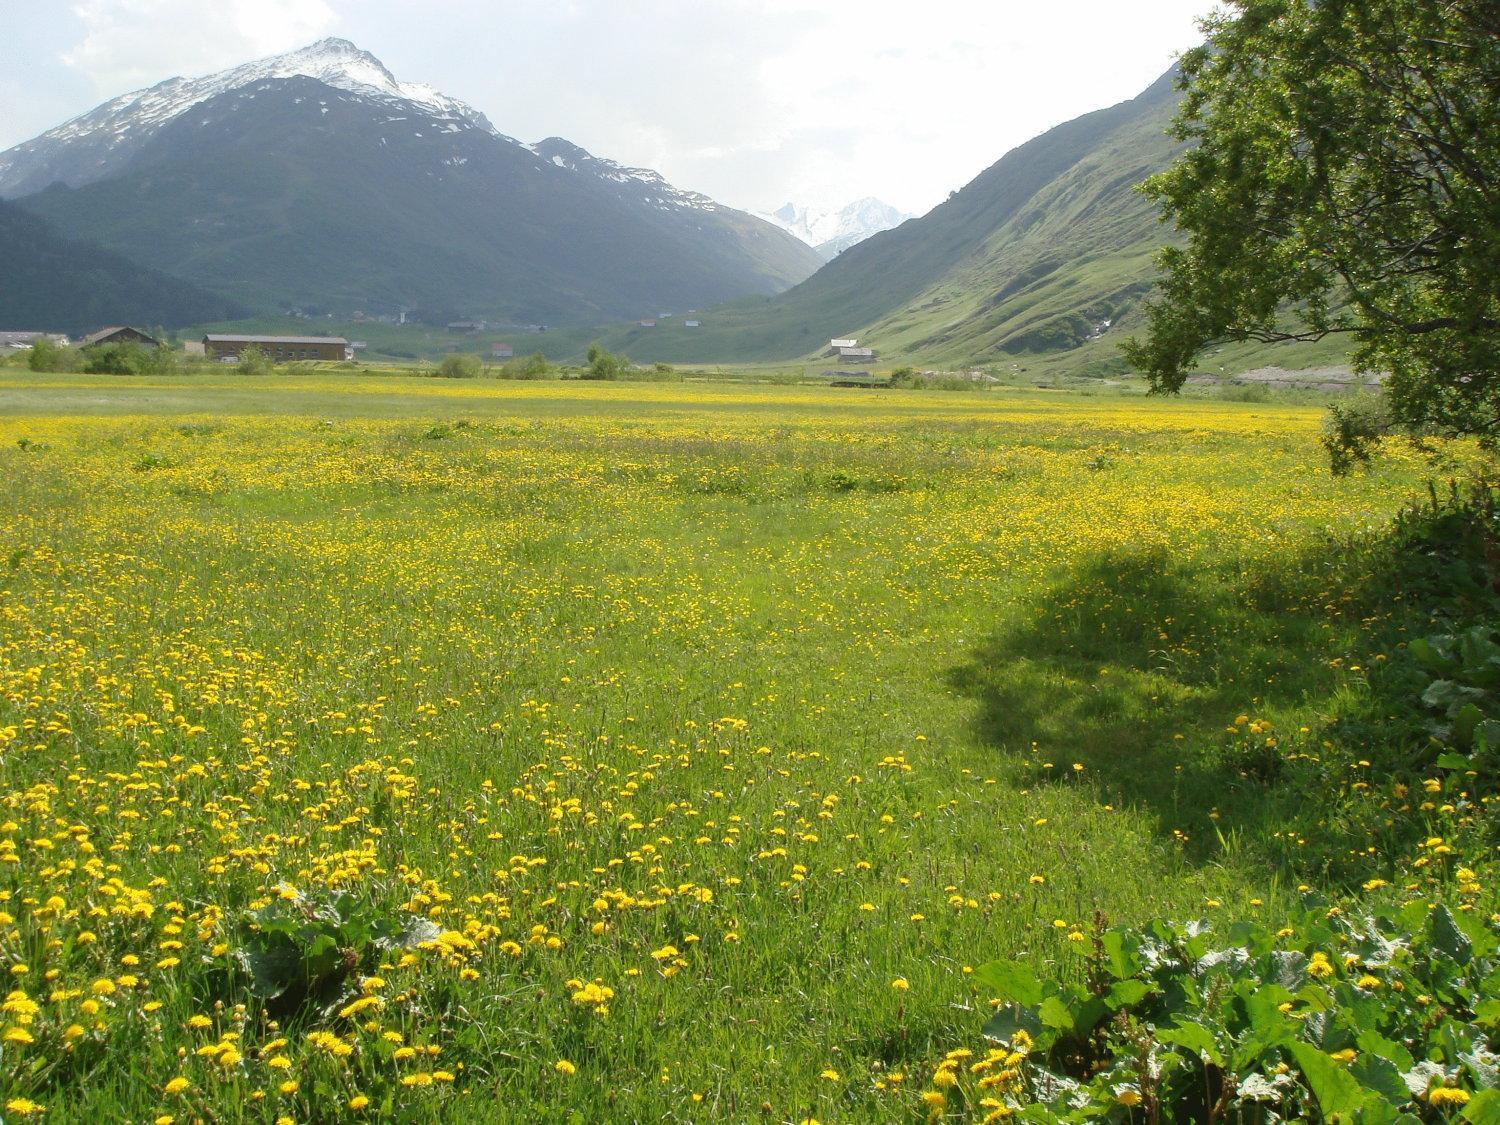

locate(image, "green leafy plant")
(234, 889), (439, 1015)
(1413, 627), (1500, 761)
(972, 900), (1499, 1122)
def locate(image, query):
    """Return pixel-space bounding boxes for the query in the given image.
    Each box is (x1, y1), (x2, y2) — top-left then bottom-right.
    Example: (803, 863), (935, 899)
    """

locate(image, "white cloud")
(379, 0), (1210, 215)
(25, 0), (1211, 216)
(64, 0), (336, 93)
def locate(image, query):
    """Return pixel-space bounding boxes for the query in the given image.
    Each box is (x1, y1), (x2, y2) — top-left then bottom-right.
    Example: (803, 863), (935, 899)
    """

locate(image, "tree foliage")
(1125, 0), (1500, 449)
(83, 342), (178, 376)
(26, 339), (83, 373)
(582, 343), (629, 381)
(436, 352), (482, 379)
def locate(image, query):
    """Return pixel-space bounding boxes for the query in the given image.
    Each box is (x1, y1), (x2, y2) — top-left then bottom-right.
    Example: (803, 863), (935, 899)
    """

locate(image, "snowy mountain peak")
(0, 38), (499, 197)
(757, 198), (914, 259)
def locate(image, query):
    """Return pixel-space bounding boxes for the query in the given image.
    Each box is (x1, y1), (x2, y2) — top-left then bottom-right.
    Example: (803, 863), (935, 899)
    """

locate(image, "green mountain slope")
(585, 69), (1186, 368)
(0, 200), (242, 334)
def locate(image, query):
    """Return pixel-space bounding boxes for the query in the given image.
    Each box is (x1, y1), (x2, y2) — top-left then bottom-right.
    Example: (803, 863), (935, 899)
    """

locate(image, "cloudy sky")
(1, 0), (1214, 216)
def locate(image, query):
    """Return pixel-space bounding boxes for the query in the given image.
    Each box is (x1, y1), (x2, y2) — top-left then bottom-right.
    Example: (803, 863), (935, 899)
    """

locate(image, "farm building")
(0, 331), (68, 352)
(491, 342), (514, 359)
(684, 320), (701, 328)
(203, 334), (349, 362)
(827, 338), (858, 354)
(638, 320), (657, 328)
(835, 346), (876, 365)
(81, 326), (162, 349)
(447, 320), (486, 333)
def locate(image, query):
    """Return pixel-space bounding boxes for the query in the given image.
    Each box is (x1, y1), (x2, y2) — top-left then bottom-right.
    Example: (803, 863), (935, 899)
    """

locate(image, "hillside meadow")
(0, 374), (1488, 1121)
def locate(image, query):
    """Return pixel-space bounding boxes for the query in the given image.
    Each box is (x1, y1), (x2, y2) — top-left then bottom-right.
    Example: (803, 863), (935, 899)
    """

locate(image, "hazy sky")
(1, 0), (1214, 216)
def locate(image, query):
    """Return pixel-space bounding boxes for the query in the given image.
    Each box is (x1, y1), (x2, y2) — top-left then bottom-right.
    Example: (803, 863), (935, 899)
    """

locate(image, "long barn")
(204, 334), (349, 362)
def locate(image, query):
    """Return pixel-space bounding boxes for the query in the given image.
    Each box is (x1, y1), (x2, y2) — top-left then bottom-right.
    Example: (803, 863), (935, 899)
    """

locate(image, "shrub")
(1324, 394), (1393, 474)
(582, 344), (628, 381)
(437, 353), (482, 379)
(235, 347), (275, 376)
(27, 339), (83, 372)
(497, 352), (553, 380)
(83, 342), (179, 376)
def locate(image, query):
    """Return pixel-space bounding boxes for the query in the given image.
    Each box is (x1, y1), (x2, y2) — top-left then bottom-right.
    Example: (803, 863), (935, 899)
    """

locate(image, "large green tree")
(1125, 0), (1499, 452)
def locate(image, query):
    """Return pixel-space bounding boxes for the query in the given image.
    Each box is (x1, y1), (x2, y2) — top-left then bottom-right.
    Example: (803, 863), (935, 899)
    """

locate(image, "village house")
(638, 319), (657, 328)
(491, 342), (514, 359)
(447, 320), (486, 333)
(684, 320), (701, 328)
(203, 334), (349, 362)
(81, 326), (162, 349)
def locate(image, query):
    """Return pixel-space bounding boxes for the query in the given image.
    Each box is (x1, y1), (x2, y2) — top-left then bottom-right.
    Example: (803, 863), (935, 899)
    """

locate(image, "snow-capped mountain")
(0, 39), (505, 197)
(757, 198), (914, 260)
(531, 137), (719, 213)
(1, 39), (821, 321)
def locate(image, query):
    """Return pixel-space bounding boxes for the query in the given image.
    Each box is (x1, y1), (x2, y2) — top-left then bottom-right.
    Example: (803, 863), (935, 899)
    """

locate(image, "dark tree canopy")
(1125, 0), (1499, 444)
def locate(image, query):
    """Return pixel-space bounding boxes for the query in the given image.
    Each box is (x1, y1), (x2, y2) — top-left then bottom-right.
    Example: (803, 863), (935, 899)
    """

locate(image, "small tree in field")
(582, 344), (627, 381)
(437, 353), (482, 379)
(1124, 0), (1499, 467)
(236, 347), (274, 376)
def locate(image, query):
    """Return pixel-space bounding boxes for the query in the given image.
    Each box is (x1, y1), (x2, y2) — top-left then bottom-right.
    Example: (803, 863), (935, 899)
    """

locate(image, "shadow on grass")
(948, 505), (1491, 877)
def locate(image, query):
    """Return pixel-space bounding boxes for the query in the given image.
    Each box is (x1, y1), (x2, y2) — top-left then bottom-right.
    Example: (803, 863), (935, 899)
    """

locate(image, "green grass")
(0, 372), (1465, 1120)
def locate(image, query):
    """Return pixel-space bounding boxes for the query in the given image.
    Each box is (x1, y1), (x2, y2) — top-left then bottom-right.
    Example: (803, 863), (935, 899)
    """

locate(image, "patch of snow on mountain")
(756, 198), (913, 256)
(531, 137), (720, 213)
(10, 38), (502, 166)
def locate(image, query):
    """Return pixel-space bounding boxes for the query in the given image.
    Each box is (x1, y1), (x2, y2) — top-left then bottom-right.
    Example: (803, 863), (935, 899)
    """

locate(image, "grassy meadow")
(0, 373), (1485, 1121)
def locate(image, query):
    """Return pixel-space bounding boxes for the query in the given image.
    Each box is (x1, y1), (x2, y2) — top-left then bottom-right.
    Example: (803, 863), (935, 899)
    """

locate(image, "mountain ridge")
(588, 67), (1192, 368)
(0, 199), (242, 333)
(1, 39), (822, 322)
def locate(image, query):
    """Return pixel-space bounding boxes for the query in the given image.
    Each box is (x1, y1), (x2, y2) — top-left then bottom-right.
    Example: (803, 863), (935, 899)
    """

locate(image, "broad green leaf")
(1244, 986), (1295, 1045)
(1463, 1090), (1500, 1124)
(1353, 1054), (1414, 1108)
(1461, 1048), (1500, 1091)
(1104, 979), (1153, 1010)
(1475, 720), (1500, 755)
(1157, 1020), (1222, 1066)
(1038, 995), (1075, 1031)
(1270, 950), (1309, 990)
(1070, 996), (1109, 1037)
(1409, 637), (1455, 675)
(1290, 1041), (1368, 1121)
(1100, 929), (1143, 980)
(1429, 905), (1474, 964)
(1454, 703), (1485, 745)
(1357, 1028), (1414, 1071)
(972, 960), (1044, 1007)
(982, 1003), (1044, 1047)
